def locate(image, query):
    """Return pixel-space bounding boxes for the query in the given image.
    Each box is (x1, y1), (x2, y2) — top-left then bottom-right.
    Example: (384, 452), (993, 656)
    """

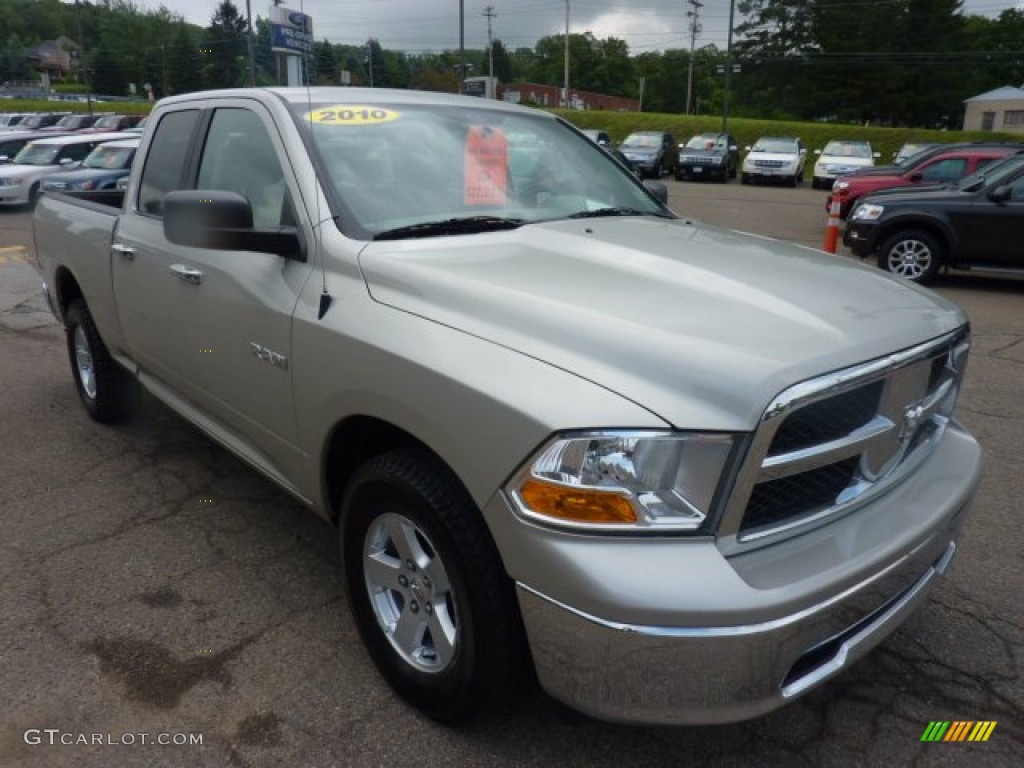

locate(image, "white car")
(741, 136), (807, 187)
(811, 140), (879, 189)
(0, 132), (124, 206)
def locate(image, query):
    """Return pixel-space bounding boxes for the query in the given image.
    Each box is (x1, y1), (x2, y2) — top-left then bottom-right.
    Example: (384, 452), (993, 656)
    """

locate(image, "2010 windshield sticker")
(305, 107), (400, 125)
(464, 125), (508, 206)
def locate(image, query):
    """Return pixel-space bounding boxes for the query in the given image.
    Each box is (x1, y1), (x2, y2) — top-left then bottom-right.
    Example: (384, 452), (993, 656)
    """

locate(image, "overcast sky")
(129, 0), (1023, 54)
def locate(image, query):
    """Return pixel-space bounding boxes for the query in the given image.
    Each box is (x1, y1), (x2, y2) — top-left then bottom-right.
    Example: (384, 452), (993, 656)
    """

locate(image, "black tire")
(877, 229), (943, 284)
(339, 449), (528, 724)
(786, 174), (797, 188)
(741, 173), (751, 185)
(674, 172), (684, 182)
(28, 183), (41, 209)
(65, 299), (138, 423)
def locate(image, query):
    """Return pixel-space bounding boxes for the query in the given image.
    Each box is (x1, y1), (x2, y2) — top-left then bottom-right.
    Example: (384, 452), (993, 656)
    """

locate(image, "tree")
(201, 0), (247, 89)
(89, 43), (126, 95)
(313, 39), (337, 85)
(1, 34), (32, 82)
(167, 23), (202, 95)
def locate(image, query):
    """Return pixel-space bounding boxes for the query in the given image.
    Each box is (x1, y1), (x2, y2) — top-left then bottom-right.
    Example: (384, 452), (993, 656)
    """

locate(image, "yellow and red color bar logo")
(921, 721), (997, 742)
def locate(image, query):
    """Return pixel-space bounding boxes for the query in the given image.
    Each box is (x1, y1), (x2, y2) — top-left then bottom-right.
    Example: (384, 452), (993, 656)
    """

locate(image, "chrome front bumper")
(485, 424), (981, 724)
(518, 534), (960, 724)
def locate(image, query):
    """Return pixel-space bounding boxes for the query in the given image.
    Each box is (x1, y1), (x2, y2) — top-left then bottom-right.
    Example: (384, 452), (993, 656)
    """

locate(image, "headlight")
(834, 181), (850, 191)
(507, 431), (738, 532)
(850, 203), (884, 221)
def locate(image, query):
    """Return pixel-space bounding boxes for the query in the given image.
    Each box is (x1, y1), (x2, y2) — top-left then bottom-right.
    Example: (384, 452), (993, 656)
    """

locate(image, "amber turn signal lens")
(519, 479), (638, 524)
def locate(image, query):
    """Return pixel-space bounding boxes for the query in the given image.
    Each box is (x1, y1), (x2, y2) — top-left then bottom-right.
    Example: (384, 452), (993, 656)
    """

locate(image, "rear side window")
(138, 110), (199, 216)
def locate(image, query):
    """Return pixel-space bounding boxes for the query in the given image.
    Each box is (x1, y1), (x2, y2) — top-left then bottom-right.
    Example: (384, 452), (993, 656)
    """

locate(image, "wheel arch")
(322, 415), (474, 527)
(53, 265), (85, 324)
(873, 215), (954, 261)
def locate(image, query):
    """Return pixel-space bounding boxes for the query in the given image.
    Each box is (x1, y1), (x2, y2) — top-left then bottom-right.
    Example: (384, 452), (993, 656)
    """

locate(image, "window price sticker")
(464, 125), (508, 206)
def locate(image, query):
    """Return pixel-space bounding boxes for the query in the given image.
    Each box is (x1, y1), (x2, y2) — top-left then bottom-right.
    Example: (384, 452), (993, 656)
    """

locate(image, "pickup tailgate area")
(34, 191), (123, 343)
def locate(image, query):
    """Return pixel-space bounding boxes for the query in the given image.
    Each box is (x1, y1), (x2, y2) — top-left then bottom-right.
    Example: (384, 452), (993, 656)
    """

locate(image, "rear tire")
(65, 299), (138, 423)
(339, 449), (528, 724)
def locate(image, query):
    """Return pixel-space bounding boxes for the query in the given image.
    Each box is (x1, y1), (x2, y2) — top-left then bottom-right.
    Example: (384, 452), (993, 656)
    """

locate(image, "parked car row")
(0, 111), (145, 134)
(845, 150), (1024, 283)
(0, 132), (137, 207)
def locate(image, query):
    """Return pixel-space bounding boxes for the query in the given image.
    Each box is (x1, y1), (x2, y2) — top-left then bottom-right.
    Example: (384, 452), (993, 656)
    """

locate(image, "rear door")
(954, 166), (1024, 268)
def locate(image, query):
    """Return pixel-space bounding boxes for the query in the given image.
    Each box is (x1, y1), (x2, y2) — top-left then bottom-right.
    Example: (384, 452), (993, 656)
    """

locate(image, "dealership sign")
(270, 6), (313, 55)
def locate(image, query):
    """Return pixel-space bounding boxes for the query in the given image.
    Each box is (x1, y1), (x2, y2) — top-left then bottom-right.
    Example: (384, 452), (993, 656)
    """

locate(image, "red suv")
(826, 145), (1019, 219)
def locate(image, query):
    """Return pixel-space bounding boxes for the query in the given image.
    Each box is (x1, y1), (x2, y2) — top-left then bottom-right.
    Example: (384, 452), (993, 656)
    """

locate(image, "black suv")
(618, 130), (678, 179)
(844, 151), (1024, 283)
(676, 132), (739, 182)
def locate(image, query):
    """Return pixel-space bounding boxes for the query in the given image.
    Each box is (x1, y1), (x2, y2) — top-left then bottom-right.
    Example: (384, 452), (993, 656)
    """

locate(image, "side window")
(920, 158), (966, 183)
(1009, 178), (1024, 202)
(197, 108), (288, 229)
(58, 143), (94, 163)
(138, 109), (200, 216)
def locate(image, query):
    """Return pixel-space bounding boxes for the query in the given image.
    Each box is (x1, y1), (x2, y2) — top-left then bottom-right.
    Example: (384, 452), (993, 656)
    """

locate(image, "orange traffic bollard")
(823, 198), (841, 253)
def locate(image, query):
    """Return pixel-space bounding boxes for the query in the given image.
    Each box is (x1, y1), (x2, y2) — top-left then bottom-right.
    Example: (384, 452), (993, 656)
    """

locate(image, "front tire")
(878, 229), (943, 284)
(65, 299), (137, 423)
(339, 450), (528, 724)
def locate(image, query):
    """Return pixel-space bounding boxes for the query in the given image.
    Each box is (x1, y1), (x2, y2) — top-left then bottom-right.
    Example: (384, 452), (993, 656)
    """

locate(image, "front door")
(113, 102), (314, 484)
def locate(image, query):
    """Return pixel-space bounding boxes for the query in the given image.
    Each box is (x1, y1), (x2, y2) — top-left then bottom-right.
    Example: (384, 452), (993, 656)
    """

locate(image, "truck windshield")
(12, 143), (61, 165)
(291, 102), (668, 239)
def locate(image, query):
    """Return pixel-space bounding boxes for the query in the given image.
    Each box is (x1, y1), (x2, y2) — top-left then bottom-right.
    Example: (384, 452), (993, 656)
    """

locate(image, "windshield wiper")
(373, 215), (524, 241)
(568, 207), (667, 219)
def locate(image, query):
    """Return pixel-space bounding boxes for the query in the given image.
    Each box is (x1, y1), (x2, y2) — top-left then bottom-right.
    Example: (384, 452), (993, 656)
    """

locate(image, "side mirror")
(988, 184), (1011, 203)
(872, 152), (881, 158)
(0, 155), (8, 164)
(59, 158), (75, 166)
(909, 172), (923, 182)
(799, 148), (807, 155)
(814, 149), (822, 156)
(744, 145), (751, 151)
(163, 190), (303, 260)
(644, 180), (668, 204)
(729, 145), (738, 152)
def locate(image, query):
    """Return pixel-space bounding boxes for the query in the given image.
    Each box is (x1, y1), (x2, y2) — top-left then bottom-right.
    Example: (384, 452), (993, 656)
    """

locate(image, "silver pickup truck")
(34, 87), (982, 726)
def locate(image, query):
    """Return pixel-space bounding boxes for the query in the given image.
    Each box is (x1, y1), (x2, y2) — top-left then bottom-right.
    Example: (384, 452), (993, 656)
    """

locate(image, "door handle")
(169, 264), (203, 285)
(111, 243), (135, 261)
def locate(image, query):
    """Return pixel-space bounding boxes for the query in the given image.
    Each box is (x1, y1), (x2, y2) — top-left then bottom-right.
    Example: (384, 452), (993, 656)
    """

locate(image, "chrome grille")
(753, 159), (785, 168)
(720, 329), (970, 547)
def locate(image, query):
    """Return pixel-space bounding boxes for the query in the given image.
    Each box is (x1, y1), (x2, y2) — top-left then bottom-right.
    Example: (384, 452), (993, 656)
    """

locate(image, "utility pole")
(686, 0), (702, 115)
(365, 41), (374, 87)
(459, 0), (466, 93)
(722, 0), (735, 132)
(564, 0), (570, 108)
(484, 5), (496, 97)
(74, 0), (93, 114)
(245, 0), (256, 86)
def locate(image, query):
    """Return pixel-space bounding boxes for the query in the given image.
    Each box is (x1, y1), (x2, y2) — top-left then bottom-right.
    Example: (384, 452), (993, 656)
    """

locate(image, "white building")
(963, 85), (1024, 134)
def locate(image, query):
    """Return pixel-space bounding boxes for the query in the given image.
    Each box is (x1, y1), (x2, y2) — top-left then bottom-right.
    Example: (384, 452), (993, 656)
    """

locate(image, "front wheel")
(65, 299), (138, 423)
(339, 450), (528, 724)
(878, 229), (943, 283)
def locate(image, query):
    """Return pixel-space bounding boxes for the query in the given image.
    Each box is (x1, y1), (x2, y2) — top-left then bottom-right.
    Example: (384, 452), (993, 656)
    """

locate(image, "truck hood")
(359, 217), (966, 430)
(861, 183), (959, 205)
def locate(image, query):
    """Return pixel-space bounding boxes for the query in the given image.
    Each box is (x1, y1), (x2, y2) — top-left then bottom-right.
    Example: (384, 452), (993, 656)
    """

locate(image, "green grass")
(1, 99), (152, 116)
(554, 109), (1020, 161)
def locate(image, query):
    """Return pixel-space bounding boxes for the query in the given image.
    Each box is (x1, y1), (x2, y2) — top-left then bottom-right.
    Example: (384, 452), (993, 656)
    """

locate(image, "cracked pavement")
(1, 189), (1021, 766)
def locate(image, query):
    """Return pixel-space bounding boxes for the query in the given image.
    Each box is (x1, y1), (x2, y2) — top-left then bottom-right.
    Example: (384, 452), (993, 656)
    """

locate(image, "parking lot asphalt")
(1, 184), (1021, 767)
